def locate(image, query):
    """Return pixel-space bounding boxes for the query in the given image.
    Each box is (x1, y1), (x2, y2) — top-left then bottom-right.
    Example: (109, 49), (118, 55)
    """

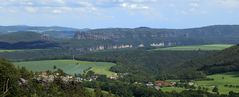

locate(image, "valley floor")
(153, 44), (233, 51)
(162, 72), (239, 94)
(14, 60), (117, 77)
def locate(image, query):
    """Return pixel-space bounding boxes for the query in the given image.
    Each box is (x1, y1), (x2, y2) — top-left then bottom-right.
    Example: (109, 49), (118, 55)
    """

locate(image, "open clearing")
(153, 44), (233, 51)
(0, 49), (20, 52)
(0, 49), (45, 53)
(14, 60), (116, 77)
(196, 72), (239, 94)
(162, 72), (239, 94)
(160, 87), (185, 93)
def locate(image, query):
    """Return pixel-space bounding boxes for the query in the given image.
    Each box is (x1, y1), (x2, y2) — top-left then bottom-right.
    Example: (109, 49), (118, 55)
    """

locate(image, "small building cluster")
(145, 80), (176, 90)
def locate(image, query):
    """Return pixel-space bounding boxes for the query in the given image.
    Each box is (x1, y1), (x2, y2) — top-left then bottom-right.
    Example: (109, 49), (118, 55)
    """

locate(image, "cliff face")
(74, 29), (178, 41)
(74, 32), (117, 40)
(74, 25), (239, 47)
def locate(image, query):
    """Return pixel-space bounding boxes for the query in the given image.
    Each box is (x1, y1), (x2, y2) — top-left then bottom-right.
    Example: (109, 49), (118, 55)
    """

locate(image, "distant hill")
(0, 32), (42, 43)
(0, 32), (59, 49)
(0, 41), (59, 49)
(1, 25), (239, 49)
(74, 25), (239, 47)
(0, 25), (80, 33)
(0, 25), (85, 39)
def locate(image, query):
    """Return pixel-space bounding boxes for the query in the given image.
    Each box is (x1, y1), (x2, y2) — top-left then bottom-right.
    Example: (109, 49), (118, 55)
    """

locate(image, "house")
(138, 44), (145, 47)
(18, 78), (28, 85)
(146, 82), (154, 87)
(155, 80), (173, 87)
(188, 82), (194, 86)
(109, 76), (117, 80)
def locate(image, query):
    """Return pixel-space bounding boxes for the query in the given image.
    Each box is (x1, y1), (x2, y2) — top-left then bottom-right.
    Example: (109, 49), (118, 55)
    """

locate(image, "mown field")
(161, 72), (239, 94)
(0, 49), (20, 52)
(196, 72), (239, 94)
(160, 87), (185, 93)
(153, 44), (233, 51)
(0, 49), (45, 53)
(14, 60), (116, 77)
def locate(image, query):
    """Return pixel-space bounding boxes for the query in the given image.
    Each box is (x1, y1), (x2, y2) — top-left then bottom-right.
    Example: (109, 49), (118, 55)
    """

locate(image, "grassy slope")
(161, 72), (239, 94)
(0, 49), (45, 53)
(153, 44), (233, 51)
(196, 72), (239, 94)
(160, 87), (185, 93)
(14, 60), (116, 77)
(0, 50), (19, 52)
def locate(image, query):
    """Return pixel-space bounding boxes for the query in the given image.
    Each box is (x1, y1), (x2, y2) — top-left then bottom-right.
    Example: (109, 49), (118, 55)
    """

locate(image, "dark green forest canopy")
(177, 45), (239, 75)
(0, 47), (216, 81)
(78, 48), (217, 81)
(2, 45), (239, 81)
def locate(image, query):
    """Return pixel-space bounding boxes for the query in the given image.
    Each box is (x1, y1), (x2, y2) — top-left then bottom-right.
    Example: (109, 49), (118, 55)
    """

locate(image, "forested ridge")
(176, 45), (239, 75)
(1, 25), (239, 49)
(78, 48), (216, 81)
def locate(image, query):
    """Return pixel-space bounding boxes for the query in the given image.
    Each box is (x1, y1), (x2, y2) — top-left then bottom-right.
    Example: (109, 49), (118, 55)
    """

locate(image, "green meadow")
(161, 72), (239, 94)
(153, 44), (233, 51)
(160, 87), (185, 93)
(196, 72), (239, 94)
(14, 60), (116, 77)
(0, 49), (45, 53)
(0, 49), (20, 52)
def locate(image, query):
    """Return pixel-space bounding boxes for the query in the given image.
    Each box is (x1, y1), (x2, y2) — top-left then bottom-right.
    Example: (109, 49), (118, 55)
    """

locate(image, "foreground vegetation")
(4, 59), (239, 97)
(14, 60), (116, 77)
(0, 59), (117, 97)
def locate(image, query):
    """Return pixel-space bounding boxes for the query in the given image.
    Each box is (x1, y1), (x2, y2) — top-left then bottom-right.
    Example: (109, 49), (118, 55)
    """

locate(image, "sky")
(0, 0), (239, 29)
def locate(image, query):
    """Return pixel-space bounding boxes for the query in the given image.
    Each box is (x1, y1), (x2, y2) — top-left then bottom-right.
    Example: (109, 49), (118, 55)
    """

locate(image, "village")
(18, 68), (197, 92)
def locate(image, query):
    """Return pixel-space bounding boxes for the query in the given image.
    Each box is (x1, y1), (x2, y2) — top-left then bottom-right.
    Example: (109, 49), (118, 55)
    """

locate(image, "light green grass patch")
(0, 49), (21, 52)
(196, 72), (239, 94)
(14, 60), (116, 77)
(86, 88), (109, 94)
(153, 44), (233, 51)
(0, 49), (45, 53)
(163, 72), (239, 94)
(160, 87), (185, 93)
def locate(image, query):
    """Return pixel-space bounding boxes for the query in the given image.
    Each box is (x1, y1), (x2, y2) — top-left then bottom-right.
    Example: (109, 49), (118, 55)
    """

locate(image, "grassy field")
(160, 87), (185, 93)
(196, 72), (239, 94)
(0, 49), (45, 53)
(161, 72), (239, 94)
(0, 49), (21, 52)
(14, 60), (116, 77)
(86, 88), (109, 94)
(153, 44), (233, 51)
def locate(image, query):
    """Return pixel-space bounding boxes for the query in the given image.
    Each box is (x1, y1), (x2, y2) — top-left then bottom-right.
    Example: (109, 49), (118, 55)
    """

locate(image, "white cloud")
(55, 0), (65, 4)
(52, 9), (62, 14)
(179, 0), (207, 15)
(77, 1), (97, 11)
(189, 2), (199, 8)
(25, 6), (38, 13)
(120, 3), (149, 9)
(21, 1), (34, 6)
(217, 0), (239, 8)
